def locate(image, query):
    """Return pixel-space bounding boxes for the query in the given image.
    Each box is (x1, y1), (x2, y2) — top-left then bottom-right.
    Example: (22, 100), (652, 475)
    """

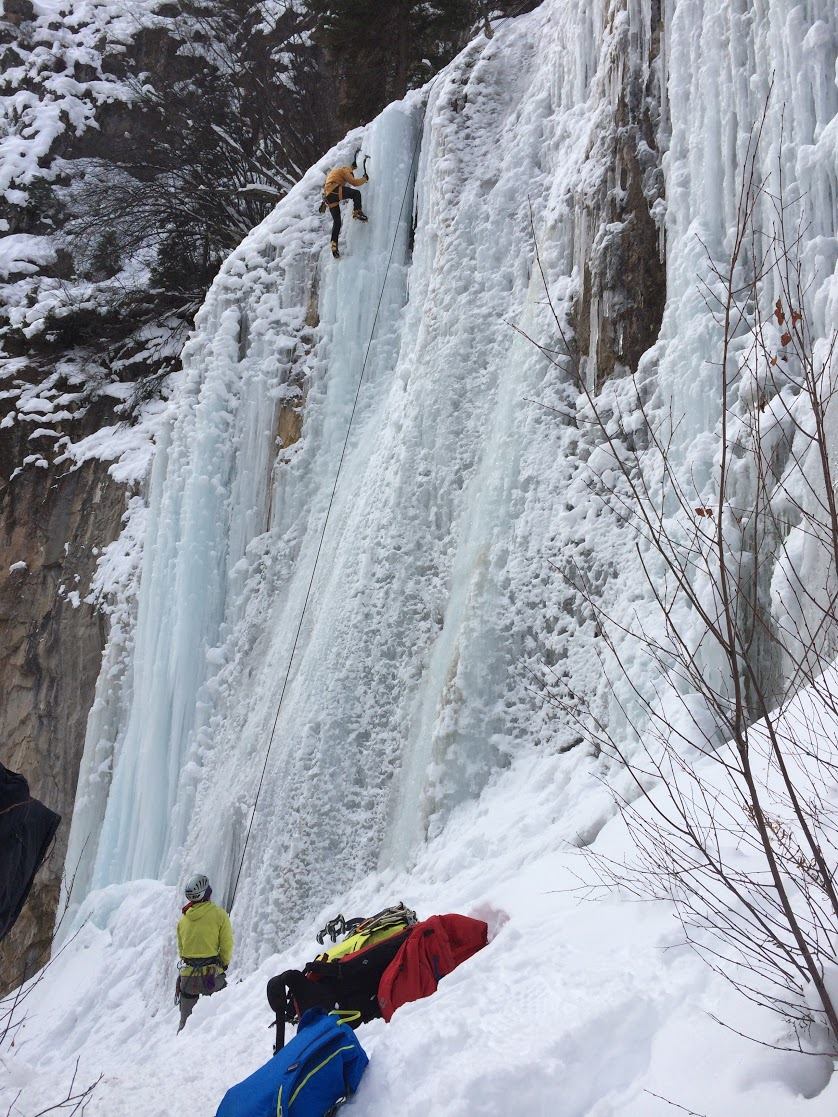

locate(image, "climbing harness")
(228, 97), (432, 913)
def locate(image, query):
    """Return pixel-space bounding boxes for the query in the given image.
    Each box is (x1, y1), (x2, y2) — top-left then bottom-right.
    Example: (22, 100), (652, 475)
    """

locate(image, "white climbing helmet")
(184, 873), (210, 902)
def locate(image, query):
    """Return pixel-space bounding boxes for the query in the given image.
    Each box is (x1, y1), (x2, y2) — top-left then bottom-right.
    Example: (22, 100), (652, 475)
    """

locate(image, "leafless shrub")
(519, 94), (838, 1051)
(4, 1059), (102, 1117)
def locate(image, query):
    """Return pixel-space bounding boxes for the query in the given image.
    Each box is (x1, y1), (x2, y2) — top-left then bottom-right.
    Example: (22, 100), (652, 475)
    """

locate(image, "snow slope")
(4, 687), (838, 1115)
(3, 0), (837, 1112)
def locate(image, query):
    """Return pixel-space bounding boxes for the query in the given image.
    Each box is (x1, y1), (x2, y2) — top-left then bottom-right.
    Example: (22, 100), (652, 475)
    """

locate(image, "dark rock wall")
(0, 405), (126, 992)
(574, 0), (666, 388)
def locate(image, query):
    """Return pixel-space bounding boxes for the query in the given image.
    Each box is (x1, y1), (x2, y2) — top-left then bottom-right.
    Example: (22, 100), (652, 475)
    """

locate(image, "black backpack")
(267, 904), (416, 1051)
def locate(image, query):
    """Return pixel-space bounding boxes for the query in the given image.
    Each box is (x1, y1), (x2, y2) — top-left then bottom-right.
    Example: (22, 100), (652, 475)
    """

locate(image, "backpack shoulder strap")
(267, 972), (294, 1052)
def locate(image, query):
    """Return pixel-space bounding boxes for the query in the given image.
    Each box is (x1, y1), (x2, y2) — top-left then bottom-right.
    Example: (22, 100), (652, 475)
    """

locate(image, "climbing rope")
(227, 0), (537, 907)
(228, 101), (430, 912)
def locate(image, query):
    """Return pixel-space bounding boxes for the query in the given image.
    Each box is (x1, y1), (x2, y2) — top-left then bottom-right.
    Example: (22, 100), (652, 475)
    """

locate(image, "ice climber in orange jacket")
(322, 164), (368, 258)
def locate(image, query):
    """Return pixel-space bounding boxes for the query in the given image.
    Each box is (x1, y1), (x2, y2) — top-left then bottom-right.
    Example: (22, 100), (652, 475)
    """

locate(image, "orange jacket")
(323, 166), (368, 204)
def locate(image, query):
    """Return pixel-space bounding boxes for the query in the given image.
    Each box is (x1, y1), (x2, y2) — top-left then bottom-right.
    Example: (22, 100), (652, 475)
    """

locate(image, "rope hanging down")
(227, 0), (536, 907)
(228, 103), (429, 912)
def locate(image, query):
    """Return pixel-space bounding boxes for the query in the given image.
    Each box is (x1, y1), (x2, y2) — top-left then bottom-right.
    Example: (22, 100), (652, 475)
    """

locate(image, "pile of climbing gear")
(215, 1007), (368, 1117)
(267, 903), (417, 1052)
(176, 955), (226, 998)
(214, 902), (488, 1114)
(266, 902), (488, 1052)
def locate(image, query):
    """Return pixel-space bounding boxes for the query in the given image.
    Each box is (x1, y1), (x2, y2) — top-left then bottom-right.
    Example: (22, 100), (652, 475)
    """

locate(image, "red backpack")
(266, 908), (488, 1051)
(377, 913), (488, 1021)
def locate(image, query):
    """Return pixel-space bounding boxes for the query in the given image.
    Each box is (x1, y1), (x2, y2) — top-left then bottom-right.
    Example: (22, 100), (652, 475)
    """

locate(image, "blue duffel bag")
(216, 1008), (368, 1117)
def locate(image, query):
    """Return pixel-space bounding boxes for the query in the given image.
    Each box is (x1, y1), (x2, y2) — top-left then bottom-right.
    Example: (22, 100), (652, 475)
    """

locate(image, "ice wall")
(65, 0), (837, 963)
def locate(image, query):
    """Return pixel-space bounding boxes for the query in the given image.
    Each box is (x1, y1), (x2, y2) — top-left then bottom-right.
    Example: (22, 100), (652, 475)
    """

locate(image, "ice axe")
(353, 148), (370, 179)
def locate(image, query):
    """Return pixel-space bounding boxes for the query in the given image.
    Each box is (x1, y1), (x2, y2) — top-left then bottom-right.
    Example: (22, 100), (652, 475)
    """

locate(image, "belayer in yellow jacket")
(175, 873), (233, 1032)
(322, 164), (368, 258)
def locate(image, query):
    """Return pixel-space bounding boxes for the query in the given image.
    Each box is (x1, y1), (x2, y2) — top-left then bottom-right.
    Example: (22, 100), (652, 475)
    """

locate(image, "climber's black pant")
(325, 187), (363, 243)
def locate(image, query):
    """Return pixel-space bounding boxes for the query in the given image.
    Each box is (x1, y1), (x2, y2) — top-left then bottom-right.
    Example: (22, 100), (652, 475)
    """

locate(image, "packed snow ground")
(4, 708), (837, 1116)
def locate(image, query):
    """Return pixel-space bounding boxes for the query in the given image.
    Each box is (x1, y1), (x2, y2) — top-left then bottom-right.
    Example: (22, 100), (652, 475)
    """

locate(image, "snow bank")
(4, 683), (838, 1115)
(0, 233), (56, 279)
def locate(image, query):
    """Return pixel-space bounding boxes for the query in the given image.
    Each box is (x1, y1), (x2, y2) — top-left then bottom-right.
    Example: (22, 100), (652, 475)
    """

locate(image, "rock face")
(0, 405), (126, 992)
(574, 0), (665, 389)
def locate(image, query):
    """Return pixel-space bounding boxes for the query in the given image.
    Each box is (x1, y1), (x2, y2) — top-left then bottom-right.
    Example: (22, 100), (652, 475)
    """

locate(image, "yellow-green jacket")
(177, 900), (233, 975)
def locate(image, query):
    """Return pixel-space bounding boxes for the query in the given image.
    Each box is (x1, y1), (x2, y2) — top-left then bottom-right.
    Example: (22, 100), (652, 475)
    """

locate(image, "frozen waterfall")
(65, 0), (837, 970)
